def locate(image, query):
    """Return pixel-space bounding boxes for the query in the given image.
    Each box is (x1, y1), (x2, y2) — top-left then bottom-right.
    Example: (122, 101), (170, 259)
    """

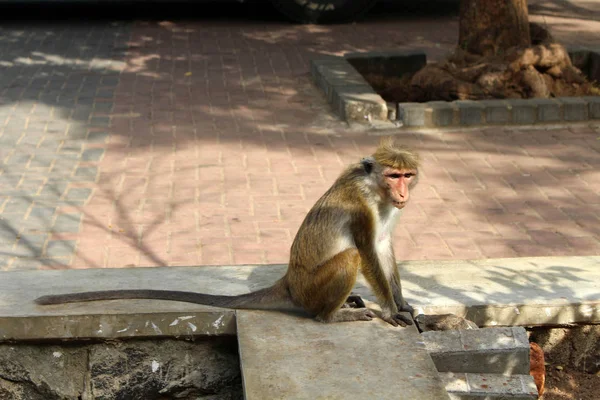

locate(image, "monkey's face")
(382, 167), (418, 209)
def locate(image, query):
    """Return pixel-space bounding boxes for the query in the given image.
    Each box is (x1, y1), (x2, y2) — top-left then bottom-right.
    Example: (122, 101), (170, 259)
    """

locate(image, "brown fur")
(373, 137), (421, 171)
(35, 138), (420, 327)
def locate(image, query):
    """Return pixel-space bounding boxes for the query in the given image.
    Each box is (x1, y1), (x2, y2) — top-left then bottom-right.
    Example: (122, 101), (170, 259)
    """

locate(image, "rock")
(0, 344), (87, 400)
(89, 338), (243, 400)
(0, 338), (243, 400)
(415, 314), (479, 332)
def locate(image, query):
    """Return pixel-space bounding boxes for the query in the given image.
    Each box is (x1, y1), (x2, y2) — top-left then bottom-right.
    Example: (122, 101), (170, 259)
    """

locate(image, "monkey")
(35, 137), (420, 328)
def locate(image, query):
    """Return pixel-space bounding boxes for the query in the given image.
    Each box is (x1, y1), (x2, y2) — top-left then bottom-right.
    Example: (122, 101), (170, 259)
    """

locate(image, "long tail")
(34, 279), (297, 311)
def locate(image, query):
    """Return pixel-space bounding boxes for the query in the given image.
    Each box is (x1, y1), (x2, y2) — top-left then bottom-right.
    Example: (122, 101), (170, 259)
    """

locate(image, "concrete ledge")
(422, 327), (530, 375)
(1, 256), (598, 341)
(442, 372), (538, 400)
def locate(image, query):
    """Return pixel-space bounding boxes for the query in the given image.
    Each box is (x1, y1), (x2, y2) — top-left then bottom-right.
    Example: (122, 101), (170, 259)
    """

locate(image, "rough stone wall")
(0, 338), (242, 400)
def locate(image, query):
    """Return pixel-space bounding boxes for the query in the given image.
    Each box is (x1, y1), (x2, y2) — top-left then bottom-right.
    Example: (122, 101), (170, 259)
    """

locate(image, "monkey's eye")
(386, 173), (402, 179)
(404, 173), (416, 178)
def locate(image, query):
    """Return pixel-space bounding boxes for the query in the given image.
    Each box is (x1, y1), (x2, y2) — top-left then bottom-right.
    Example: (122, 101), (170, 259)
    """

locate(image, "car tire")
(269, 0), (379, 24)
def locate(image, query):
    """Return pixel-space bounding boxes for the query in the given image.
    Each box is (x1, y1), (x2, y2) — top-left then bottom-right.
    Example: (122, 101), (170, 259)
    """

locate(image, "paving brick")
(64, 188), (93, 201)
(53, 213), (82, 233)
(81, 148), (105, 161)
(15, 234), (48, 257)
(38, 182), (68, 199)
(45, 240), (77, 258)
(87, 131), (110, 143)
(74, 166), (98, 180)
(1, 198), (32, 215)
(28, 207), (56, 221)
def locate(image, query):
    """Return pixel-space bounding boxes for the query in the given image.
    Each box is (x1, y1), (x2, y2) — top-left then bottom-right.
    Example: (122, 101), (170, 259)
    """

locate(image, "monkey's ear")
(361, 157), (375, 174)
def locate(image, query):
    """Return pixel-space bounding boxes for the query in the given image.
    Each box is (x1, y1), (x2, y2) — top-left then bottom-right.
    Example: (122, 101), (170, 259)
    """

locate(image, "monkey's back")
(288, 164), (373, 272)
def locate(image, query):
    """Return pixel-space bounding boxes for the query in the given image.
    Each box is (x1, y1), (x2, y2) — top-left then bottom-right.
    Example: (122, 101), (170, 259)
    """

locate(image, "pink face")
(383, 167), (418, 209)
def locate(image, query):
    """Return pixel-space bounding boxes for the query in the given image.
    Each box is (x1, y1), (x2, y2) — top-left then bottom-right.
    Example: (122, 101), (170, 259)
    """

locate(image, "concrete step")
(236, 310), (451, 400)
(441, 372), (538, 400)
(422, 327), (530, 375)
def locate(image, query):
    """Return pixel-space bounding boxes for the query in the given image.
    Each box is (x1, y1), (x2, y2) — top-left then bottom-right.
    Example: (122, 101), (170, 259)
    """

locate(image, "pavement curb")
(310, 48), (600, 128)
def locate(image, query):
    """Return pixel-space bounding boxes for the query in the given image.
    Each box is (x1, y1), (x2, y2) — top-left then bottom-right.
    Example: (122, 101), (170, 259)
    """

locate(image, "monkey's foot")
(341, 293), (366, 309)
(317, 308), (376, 323)
(381, 313), (413, 327)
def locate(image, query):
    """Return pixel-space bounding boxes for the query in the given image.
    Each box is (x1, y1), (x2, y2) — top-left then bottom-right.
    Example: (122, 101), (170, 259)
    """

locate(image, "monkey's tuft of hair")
(373, 137), (420, 171)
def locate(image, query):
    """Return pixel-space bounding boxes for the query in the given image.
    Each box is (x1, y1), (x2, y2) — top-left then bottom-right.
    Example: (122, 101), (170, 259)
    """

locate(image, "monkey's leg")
(360, 255), (412, 327)
(301, 249), (375, 323)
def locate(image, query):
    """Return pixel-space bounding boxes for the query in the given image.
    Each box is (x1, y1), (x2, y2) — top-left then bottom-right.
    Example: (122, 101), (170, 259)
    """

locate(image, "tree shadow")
(0, 3), (598, 270)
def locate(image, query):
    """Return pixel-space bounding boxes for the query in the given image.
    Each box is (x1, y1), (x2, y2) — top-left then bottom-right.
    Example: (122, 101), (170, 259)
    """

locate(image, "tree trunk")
(459, 0), (531, 57)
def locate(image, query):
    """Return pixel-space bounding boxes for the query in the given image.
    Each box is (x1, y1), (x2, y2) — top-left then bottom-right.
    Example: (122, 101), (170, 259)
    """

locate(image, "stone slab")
(441, 372), (538, 400)
(1, 256), (599, 340)
(370, 256), (600, 327)
(0, 266), (251, 340)
(236, 310), (450, 400)
(422, 327), (530, 375)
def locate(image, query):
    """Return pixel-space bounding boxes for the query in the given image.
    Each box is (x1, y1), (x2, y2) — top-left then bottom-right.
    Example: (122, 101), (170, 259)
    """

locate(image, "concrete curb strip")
(310, 49), (600, 128)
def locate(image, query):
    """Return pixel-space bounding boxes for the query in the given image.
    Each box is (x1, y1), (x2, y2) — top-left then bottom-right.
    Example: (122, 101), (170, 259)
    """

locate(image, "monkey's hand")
(381, 312), (414, 327)
(398, 302), (414, 314)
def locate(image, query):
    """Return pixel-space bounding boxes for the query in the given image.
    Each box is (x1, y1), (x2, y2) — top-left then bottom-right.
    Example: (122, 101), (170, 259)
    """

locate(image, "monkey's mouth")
(393, 201), (407, 209)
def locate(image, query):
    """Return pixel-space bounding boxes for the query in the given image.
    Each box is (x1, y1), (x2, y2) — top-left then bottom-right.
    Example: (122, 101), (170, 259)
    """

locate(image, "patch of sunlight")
(0, 101), (86, 138)
(125, 54), (164, 78)
(10, 51), (126, 72)
(241, 25), (331, 45)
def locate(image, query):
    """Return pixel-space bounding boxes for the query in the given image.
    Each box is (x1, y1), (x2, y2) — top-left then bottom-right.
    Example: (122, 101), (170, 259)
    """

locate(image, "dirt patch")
(529, 326), (600, 399)
(359, 23), (600, 104)
(543, 366), (600, 400)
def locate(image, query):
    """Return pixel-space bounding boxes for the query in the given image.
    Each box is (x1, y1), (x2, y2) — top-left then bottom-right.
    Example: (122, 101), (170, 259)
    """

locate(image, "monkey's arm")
(391, 260), (414, 314)
(388, 243), (413, 314)
(358, 247), (412, 327)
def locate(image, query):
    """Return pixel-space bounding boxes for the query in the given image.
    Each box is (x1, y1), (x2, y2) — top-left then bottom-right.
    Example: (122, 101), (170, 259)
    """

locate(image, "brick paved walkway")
(1, 3), (599, 270)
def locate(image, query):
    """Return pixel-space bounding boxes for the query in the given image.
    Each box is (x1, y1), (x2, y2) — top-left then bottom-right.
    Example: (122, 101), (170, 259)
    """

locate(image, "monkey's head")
(367, 138), (420, 209)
